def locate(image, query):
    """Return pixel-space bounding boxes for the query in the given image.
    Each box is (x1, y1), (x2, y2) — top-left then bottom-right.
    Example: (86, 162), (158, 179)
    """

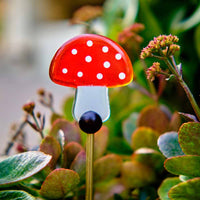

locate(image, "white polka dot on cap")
(119, 72), (126, 80)
(77, 71), (83, 77)
(97, 73), (103, 80)
(115, 53), (122, 60)
(62, 68), (68, 74)
(102, 46), (109, 53)
(71, 49), (77, 55)
(87, 40), (93, 47)
(103, 61), (110, 68)
(85, 56), (92, 63)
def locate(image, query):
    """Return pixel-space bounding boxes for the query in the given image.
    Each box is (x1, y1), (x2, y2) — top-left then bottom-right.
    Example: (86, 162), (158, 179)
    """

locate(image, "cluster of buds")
(23, 101), (45, 138)
(140, 34), (180, 59)
(22, 102), (35, 115)
(118, 23), (145, 44)
(37, 88), (54, 112)
(146, 62), (162, 81)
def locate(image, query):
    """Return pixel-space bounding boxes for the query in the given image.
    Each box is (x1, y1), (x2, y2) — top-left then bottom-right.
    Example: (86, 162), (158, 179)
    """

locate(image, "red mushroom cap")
(49, 34), (134, 88)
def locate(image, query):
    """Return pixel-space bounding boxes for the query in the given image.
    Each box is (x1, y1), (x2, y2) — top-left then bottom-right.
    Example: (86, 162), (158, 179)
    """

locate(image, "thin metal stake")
(86, 134), (94, 200)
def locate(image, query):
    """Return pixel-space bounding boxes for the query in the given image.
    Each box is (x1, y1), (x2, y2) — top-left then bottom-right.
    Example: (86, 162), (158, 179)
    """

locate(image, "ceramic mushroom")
(49, 34), (133, 133)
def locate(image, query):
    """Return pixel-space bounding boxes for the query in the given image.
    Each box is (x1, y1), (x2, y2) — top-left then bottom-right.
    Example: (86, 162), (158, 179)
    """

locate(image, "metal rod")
(86, 134), (94, 200)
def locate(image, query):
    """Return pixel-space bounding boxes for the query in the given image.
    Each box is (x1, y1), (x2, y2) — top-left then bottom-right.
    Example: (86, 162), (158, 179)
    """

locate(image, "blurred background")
(0, 0), (200, 153)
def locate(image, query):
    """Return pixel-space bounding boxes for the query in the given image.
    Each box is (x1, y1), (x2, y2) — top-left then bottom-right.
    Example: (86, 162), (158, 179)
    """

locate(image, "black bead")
(79, 111), (102, 134)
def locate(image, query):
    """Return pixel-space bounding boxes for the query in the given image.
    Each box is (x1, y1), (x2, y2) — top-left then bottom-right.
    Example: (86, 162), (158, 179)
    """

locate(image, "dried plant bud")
(37, 112), (41, 118)
(37, 88), (45, 96)
(71, 5), (103, 24)
(22, 102), (35, 114)
(140, 34), (180, 59)
(146, 62), (161, 81)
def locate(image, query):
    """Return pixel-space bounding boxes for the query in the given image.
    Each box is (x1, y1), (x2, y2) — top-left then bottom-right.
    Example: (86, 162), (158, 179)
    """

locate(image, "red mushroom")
(49, 34), (134, 132)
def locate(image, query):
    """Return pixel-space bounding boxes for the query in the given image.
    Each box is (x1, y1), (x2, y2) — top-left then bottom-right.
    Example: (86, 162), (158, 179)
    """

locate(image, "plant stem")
(32, 112), (44, 138)
(164, 58), (200, 121)
(4, 119), (27, 155)
(86, 134), (94, 200)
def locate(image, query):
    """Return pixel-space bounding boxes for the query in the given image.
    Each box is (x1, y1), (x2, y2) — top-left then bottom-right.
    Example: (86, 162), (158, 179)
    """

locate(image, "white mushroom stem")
(73, 86), (110, 122)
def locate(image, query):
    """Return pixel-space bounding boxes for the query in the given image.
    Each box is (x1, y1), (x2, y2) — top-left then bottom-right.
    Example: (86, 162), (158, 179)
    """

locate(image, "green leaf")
(169, 178), (200, 200)
(178, 122), (200, 155)
(94, 179), (126, 200)
(94, 126), (109, 160)
(70, 151), (86, 183)
(158, 177), (181, 200)
(164, 155), (200, 177)
(121, 161), (156, 188)
(103, 0), (138, 37)
(179, 175), (194, 182)
(63, 141), (84, 168)
(132, 148), (165, 172)
(0, 190), (35, 200)
(137, 105), (170, 134)
(195, 24), (200, 59)
(170, 5), (200, 34)
(94, 154), (122, 182)
(139, 0), (162, 38)
(122, 113), (138, 145)
(131, 127), (159, 151)
(107, 137), (133, 154)
(62, 95), (74, 121)
(121, 0), (139, 27)
(158, 132), (184, 158)
(0, 151), (51, 186)
(39, 136), (61, 169)
(40, 168), (80, 199)
(49, 119), (81, 144)
(169, 112), (181, 132)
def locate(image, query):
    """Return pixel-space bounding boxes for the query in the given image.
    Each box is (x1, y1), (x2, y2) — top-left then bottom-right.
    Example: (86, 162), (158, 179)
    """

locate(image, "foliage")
(1, 0), (200, 199)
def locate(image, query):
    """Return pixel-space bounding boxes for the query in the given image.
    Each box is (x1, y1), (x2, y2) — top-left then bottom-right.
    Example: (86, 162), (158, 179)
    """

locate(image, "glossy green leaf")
(94, 154), (122, 182)
(0, 190), (35, 200)
(158, 177), (181, 200)
(94, 126), (109, 160)
(131, 127), (159, 151)
(179, 175), (194, 182)
(49, 119), (81, 144)
(169, 178), (200, 200)
(158, 132), (184, 158)
(0, 151), (51, 186)
(40, 168), (80, 199)
(165, 155), (200, 177)
(39, 136), (61, 169)
(132, 148), (165, 172)
(122, 113), (138, 145)
(121, 161), (156, 188)
(137, 105), (170, 134)
(178, 122), (200, 155)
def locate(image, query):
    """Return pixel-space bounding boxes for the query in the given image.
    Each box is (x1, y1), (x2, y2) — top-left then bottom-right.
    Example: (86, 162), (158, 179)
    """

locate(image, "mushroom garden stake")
(49, 34), (133, 200)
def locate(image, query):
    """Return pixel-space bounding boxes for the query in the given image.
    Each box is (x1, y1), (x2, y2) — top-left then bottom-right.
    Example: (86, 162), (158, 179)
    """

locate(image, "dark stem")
(164, 58), (200, 121)
(4, 120), (27, 155)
